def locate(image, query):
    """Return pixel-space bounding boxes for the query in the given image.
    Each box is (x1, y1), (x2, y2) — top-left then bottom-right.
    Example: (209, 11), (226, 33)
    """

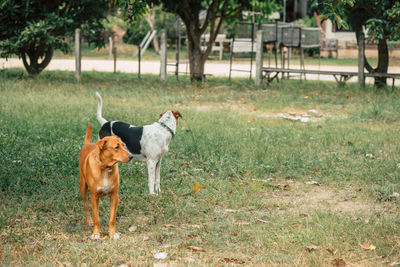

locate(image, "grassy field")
(0, 69), (399, 266)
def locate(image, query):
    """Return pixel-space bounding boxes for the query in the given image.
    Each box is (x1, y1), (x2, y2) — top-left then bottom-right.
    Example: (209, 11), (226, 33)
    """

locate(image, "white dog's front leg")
(155, 158), (162, 193)
(147, 159), (157, 195)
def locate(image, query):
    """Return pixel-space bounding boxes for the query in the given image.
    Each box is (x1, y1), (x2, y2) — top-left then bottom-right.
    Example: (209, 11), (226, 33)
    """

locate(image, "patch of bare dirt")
(174, 102), (330, 122)
(261, 181), (388, 215)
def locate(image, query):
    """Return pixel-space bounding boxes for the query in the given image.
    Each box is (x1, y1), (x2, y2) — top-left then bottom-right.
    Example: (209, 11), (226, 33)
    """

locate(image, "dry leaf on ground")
(187, 246), (205, 252)
(360, 243), (376, 250)
(190, 183), (202, 193)
(306, 245), (318, 252)
(332, 258), (346, 266)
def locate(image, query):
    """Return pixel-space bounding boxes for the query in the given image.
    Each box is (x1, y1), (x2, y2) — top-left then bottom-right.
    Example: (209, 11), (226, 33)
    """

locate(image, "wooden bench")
(201, 34), (229, 60)
(261, 67), (400, 88)
(320, 39), (339, 58)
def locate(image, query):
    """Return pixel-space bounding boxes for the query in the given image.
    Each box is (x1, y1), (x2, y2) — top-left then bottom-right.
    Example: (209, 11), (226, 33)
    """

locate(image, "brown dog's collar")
(95, 155), (115, 170)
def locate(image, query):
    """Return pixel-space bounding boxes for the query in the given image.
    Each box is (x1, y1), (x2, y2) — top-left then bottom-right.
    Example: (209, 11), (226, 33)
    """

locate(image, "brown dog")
(79, 124), (132, 239)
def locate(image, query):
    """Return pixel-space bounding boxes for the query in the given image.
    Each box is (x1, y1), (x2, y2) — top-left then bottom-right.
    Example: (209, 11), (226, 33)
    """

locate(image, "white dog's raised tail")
(95, 92), (107, 126)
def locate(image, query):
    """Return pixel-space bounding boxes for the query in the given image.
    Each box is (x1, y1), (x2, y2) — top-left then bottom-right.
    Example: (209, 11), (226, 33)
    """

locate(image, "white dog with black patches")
(95, 92), (182, 195)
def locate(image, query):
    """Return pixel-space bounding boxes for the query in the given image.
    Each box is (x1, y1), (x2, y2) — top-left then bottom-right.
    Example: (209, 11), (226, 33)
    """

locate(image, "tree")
(143, 3), (160, 53)
(313, 0), (400, 86)
(124, 0), (256, 81)
(0, 0), (116, 75)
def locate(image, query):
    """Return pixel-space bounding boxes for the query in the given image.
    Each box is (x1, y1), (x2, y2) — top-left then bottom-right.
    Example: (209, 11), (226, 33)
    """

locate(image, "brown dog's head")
(97, 136), (132, 167)
(159, 110), (183, 124)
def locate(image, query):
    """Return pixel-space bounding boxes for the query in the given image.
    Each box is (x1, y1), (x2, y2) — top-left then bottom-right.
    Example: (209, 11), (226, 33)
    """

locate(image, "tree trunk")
(356, 28), (389, 87)
(375, 39), (389, 86)
(186, 34), (206, 82)
(21, 46), (54, 75)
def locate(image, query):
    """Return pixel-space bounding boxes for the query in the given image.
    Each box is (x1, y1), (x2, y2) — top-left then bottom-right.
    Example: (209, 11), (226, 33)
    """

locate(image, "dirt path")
(1, 58), (400, 85)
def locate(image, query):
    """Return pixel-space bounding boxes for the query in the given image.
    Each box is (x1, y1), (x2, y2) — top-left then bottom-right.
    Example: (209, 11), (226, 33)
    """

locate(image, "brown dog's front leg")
(108, 191), (119, 239)
(90, 193), (101, 239)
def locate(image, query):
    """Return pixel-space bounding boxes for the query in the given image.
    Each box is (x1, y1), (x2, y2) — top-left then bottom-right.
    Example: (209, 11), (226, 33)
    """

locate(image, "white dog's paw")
(110, 233), (120, 240)
(90, 234), (100, 240)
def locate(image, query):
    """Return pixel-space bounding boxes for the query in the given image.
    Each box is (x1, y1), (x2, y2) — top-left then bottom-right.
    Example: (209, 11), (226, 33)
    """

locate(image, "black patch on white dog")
(99, 121), (112, 139)
(100, 121), (143, 155)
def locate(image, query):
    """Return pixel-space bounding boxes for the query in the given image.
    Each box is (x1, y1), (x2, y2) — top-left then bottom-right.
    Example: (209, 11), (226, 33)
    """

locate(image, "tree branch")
(202, 0), (228, 61)
(200, 0), (219, 34)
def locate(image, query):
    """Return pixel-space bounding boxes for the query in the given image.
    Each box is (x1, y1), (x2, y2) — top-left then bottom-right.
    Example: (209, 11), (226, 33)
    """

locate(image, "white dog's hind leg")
(155, 158), (162, 193)
(147, 159), (157, 195)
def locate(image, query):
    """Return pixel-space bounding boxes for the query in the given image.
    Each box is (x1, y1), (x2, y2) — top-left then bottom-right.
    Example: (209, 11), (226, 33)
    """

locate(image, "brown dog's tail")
(84, 124), (93, 145)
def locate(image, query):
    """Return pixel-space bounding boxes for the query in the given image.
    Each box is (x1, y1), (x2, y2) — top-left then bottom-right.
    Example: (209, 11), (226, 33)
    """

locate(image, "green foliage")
(365, 1), (400, 41)
(245, 0), (282, 23)
(311, 0), (355, 29)
(292, 15), (318, 27)
(0, 0), (117, 73)
(312, 0), (400, 42)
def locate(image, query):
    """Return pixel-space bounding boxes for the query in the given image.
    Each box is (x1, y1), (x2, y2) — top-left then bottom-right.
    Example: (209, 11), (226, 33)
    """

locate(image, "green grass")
(0, 69), (399, 266)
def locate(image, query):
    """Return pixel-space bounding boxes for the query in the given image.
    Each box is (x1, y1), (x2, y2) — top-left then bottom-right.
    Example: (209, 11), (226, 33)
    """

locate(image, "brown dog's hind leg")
(80, 176), (92, 225)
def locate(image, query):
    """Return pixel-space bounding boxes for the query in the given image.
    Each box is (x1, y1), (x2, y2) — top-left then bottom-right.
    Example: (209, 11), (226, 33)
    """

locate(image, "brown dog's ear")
(96, 139), (107, 150)
(159, 111), (166, 118)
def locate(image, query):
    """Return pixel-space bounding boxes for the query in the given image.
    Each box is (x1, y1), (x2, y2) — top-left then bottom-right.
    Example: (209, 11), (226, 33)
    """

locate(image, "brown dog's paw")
(110, 233), (120, 240)
(90, 234), (100, 240)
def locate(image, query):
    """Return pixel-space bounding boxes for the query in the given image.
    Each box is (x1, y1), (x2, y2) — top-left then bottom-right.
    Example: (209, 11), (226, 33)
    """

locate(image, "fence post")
(160, 29), (167, 82)
(75, 28), (81, 82)
(109, 37), (113, 57)
(255, 30), (263, 86)
(113, 46), (117, 73)
(358, 32), (365, 87)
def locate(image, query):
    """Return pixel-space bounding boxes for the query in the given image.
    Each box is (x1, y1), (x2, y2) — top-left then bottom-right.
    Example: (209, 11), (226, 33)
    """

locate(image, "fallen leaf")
(304, 96), (312, 99)
(190, 183), (202, 193)
(187, 245), (205, 252)
(332, 258), (346, 266)
(277, 184), (290, 191)
(224, 208), (239, 213)
(181, 162), (191, 166)
(256, 218), (268, 223)
(360, 243), (376, 250)
(326, 248), (337, 255)
(154, 252), (168, 260)
(306, 245), (318, 252)
(128, 225), (137, 232)
(221, 258), (246, 264)
(304, 180), (321, 186)
(248, 119), (255, 123)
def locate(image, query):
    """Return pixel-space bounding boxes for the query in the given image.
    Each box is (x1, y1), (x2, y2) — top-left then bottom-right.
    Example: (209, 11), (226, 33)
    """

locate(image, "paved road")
(1, 58), (399, 85)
